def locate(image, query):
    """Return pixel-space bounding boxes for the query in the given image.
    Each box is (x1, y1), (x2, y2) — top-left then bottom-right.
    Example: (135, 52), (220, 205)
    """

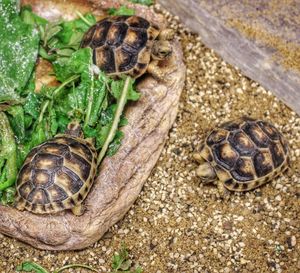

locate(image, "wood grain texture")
(159, 0), (300, 115)
(0, 1), (186, 250)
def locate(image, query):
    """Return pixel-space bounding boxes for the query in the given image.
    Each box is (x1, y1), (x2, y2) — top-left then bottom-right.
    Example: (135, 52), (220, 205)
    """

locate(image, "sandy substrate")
(0, 4), (299, 273)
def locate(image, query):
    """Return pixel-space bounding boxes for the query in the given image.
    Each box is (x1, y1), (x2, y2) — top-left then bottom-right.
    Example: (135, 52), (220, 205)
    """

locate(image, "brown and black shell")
(199, 117), (289, 191)
(16, 135), (97, 214)
(81, 15), (160, 78)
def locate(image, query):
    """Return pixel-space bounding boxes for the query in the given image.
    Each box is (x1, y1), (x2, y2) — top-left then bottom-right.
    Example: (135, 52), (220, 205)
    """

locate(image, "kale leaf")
(108, 5), (135, 16)
(130, 0), (154, 6)
(0, 1), (40, 105)
(0, 112), (18, 192)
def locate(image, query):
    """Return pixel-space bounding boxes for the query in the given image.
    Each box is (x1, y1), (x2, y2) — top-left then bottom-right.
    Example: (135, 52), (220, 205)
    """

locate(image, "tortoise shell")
(16, 135), (97, 214)
(198, 117), (289, 191)
(81, 15), (160, 78)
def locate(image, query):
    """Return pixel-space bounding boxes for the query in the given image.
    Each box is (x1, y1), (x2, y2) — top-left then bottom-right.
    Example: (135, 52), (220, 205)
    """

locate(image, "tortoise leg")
(71, 204), (85, 216)
(15, 198), (26, 211)
(147, 60), (165, 81)
(159, 29), (175, 40)
(216, 180), (230, 200)
(193, 153), (205, 163)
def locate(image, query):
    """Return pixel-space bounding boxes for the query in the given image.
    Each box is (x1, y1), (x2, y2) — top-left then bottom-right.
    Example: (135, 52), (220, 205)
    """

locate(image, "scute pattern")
(231, 157), (255, 182)
(228, 131), (255, 156)
(201, 118), (289, 190)
(213, 142), (239, 170)
(16, 135), (96, 213)
(242, 122), (270, 148)
(81, 16), (160, 77)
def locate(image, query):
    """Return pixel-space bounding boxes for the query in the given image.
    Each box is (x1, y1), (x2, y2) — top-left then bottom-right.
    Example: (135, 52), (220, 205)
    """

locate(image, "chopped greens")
(0, 1), (39, 104)
(17, 245), (142, 273)
(130, 0), (154, 6)
(112, 244), (143, 273)
(0, 2), (141, 204)
(0, 112), (18, 191)
(108, 5), (135, 16)
(16, 261), (97, 273)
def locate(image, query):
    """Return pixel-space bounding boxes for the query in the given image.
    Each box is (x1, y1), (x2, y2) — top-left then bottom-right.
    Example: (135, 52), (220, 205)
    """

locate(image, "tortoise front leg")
(71, 203), (85, 216)
(147, 60), (165, 81)
(193, 152), (205, 163)
(159, 29), (175, 40)
(216, 180), (230, 200)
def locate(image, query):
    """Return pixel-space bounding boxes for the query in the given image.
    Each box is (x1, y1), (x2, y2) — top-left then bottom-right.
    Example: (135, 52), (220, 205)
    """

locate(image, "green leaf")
(20, 5), (48, 26)
(49, 107), (58, 136)
(21, 71), (36, 96)
(0, 187), (16, 205)
(23, 92), (41, 120)
(39, 12), (96, 63)
(0, 0), (19, 20)
(53, 48), (92, 82)
(112, 244), (129, 270)
(16, 261), (49, 273)
(55, 13), (95, 45)
(110, 78), (140, 102)
(107, 130), (124, 157)
(0, 112), (18, 191)
(7, 105), (25, 142)
(130, 0), (153, 6)
(56, 113), (70, 133)
(85, 72), (108, 127)
(0, 0), (40, 104)
(110, 244), (144, 272)
(108, 5), (135, 16)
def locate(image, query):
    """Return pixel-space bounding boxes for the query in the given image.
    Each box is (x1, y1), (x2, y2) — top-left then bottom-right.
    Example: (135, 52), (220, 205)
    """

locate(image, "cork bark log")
(0, 0), (186, 250)
(159, 0), (300, 115)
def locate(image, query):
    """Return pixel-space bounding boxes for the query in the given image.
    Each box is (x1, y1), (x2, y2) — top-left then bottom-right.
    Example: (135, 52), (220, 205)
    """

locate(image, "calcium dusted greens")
(0, 1), (140, 204)
(0, 0), (39, 105)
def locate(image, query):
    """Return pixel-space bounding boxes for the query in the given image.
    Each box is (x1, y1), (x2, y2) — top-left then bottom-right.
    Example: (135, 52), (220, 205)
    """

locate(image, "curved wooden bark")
(0, 1), (186, 250)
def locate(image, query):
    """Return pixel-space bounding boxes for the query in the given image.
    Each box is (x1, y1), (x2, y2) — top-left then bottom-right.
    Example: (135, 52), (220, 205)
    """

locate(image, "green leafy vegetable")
(0, 112), (18, 192)
(17, 246), (142, 273)
(52, 47), (92, 82)
(20, 5), (48, 26)
(0, 187), (16, 205)
(16, 261), (97, 273)
(39, 12), (96, 62)
(16, 261), (49, 273)
(110, 78), (140, 102)
(130, 0), (154, 6)
(108, 5), (135, 16)
(0, 0), (40, 104)
(112, 244), (143, 273)
(97, 77), (132, 165)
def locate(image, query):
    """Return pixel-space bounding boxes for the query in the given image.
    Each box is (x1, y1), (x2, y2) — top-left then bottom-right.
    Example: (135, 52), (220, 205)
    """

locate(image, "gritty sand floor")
(0, 4), (299, 273)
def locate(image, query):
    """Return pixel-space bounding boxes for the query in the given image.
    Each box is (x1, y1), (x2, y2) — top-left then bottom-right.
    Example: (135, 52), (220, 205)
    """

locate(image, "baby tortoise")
(194, 117), (289, 195)
(15, 122), (97, 215)
(81, 15), (174, 79)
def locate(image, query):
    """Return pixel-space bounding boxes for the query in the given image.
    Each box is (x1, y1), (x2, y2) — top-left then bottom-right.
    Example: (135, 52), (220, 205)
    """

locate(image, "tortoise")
(81, 15), (174, 79)
(15, 122), (97, 215)
(193, 117), (289, 195)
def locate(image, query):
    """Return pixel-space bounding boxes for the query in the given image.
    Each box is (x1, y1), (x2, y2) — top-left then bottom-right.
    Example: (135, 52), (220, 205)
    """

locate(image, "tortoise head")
(65, 121), (83, 138)
(151, 40), (172, 60)
(196, 162), (217, 183)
